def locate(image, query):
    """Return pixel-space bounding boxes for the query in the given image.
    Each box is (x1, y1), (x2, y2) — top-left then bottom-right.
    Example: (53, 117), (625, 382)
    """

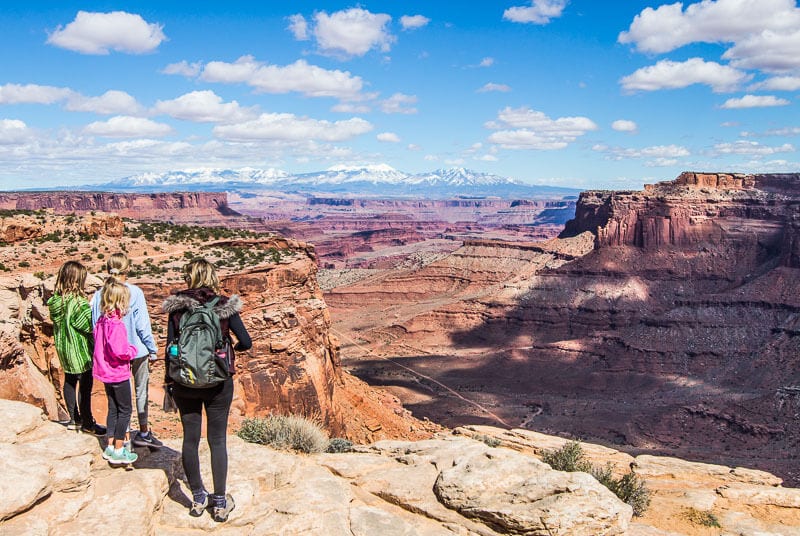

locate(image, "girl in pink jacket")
(93, 277), (139, 466)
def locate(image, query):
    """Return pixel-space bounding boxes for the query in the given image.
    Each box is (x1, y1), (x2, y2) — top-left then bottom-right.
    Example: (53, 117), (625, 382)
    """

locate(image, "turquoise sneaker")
(108, 447), (138, 465)
(101, 445), (114, 460)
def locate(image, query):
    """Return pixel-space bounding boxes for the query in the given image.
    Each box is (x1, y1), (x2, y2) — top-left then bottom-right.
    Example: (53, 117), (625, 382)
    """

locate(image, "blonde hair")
(183, 258), (220, 292)
(106, 252), (130, 276)
(100, 277), (130, 315)
(54, 261), (87, 297)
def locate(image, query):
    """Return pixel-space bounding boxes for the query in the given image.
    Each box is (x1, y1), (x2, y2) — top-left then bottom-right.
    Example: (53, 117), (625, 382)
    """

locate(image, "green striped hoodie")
(47, 293), (94, 374)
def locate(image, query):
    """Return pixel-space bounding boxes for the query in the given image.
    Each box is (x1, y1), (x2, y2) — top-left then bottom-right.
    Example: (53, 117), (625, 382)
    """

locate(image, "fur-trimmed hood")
(162, 289), (243, 319)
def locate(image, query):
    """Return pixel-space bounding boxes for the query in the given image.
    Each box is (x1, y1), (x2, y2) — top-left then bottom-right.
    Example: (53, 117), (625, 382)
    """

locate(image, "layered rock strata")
(331, 172), (800, 485)
(0, 191), (236, 222)
(0, 221), (432, 442)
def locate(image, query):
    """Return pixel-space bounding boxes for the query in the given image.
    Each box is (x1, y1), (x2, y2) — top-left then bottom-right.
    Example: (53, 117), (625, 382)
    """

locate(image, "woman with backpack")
(162, 258), (251, 523)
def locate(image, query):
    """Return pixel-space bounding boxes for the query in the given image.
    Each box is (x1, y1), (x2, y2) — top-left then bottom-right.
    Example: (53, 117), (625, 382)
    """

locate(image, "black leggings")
(64, 369), (94, 427)
(104, 380), (132, 442)
(172, 378), (233, 496)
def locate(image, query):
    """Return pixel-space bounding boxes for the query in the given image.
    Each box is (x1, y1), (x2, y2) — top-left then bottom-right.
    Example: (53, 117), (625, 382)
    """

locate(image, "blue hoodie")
(91, 281), (157, 359)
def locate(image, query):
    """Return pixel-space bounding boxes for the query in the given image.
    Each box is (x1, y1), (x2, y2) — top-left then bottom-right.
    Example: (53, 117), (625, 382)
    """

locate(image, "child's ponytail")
(100, 277), (131, 316)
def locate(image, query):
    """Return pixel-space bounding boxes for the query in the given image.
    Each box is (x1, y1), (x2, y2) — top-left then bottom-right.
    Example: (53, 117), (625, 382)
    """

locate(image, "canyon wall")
(0, 208), (433, 442)
(0, 191), (236, 221)
(330, 171), (800, 484)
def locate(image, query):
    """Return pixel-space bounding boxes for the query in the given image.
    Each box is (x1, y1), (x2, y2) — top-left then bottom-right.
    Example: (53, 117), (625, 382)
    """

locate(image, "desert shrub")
(33, 271), (46, 280)
(325, 438), (354, 453)
(606, 471), (651, 517)
(471, 434), (500, 447)
(237, 414), (328, 454)
(542, 441), (593, 473)
(18, 261), (30, 268)
(541, 441), (650, 516)
(684, 507), (720, 527)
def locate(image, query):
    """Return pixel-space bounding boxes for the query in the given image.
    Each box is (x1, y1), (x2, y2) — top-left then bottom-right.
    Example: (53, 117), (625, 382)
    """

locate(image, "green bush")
(541, 441), (650, 516)
(237, 414), (329, 454)
(325, 438), (354, 453)
(542, 441), (593, 473)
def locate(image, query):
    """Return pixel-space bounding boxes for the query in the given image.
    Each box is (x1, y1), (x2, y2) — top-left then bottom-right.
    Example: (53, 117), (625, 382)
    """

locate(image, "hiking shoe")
(81, 421), (107, 436)
(65, 420), (80, 431)
(108, 447), (138, 466)
(133, 430), (163, 449)
(189, 490), (208, 517)
(101, 445), (115, 461)
(211, 494), (235, 522)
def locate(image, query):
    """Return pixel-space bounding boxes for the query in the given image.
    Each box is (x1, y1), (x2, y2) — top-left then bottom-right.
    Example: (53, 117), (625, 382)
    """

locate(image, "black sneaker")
(189, 490), (208, 517)
(132, 431), (163, 449)
(211, 494), (235, 522)
(81, 421), (107, 436)
(65, 420), (80, 431)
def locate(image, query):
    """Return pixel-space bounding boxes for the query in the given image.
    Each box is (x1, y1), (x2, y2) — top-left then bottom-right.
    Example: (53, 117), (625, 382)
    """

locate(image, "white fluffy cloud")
(619, 0), (800, 54)
(213, 113), (372, 142)
(154, 91), (255, 123)
(377, 132), (401, 142)
(721, 94), (790, 108)
(0, 83), (72, 104)
(313, 8), (394, 56)
(595, 144), (690, 158)
(288, 14), (309, 40)
(619, 0), (800, 74)
(381, 93), (418, 114)
(0, 84), (141, 115)
(612, 119), (638, 132)
(713, 140), (795, 155)
(594, 143), (690, 166)
(723, 28), (800, 72)
(65, 90), (142, 115)
(162, 61), (202, 77)
(400, 15), (430, 30)
(620, 57), (750, 93)
(47, 11), (166, 54)
(0, 119), (32, 145)
(478, 83), (511, 93)
(504, 0), (568, 24)
(84, 116), (172, 138)
(485, 106), (597, 150)
(479, 57), (495, 67)
(751, 75), (800, 91)
(201, 56), (365, 100)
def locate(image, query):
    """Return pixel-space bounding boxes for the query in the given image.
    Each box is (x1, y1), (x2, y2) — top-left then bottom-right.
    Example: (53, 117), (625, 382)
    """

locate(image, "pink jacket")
(93, 311), (137, 384)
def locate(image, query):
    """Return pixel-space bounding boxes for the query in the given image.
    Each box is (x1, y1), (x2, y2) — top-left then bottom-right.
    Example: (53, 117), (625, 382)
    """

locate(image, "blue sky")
(1, 0), (799, 190)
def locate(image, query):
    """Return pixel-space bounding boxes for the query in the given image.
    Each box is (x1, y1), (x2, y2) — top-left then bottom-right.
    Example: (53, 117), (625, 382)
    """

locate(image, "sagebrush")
(237, 414), (329, 454)
(325, 438), (354, 453)
(541, 441), (651, 516)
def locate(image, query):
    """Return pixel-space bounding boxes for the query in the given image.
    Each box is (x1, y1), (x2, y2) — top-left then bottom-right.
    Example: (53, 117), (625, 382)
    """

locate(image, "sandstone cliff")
(0, 191), (237, 222)
(328, 172), (800, 486)
(0, 210), (433, 443)
(4, 398), (800, 535)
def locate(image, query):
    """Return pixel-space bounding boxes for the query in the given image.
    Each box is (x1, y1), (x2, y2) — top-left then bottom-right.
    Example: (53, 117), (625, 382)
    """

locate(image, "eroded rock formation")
(5, 398), (800, 535)
(0, 221), (433, 442)
(331, 172), (800, 485)
(0, 191), (236, 222)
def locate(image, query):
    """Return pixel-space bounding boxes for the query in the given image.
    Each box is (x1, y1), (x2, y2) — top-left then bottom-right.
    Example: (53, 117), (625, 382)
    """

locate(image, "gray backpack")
(167, 297), (229, 388)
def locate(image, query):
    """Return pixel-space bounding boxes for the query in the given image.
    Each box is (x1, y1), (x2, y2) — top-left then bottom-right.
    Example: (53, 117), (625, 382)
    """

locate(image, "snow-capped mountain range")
(103, 165), (579, 199)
